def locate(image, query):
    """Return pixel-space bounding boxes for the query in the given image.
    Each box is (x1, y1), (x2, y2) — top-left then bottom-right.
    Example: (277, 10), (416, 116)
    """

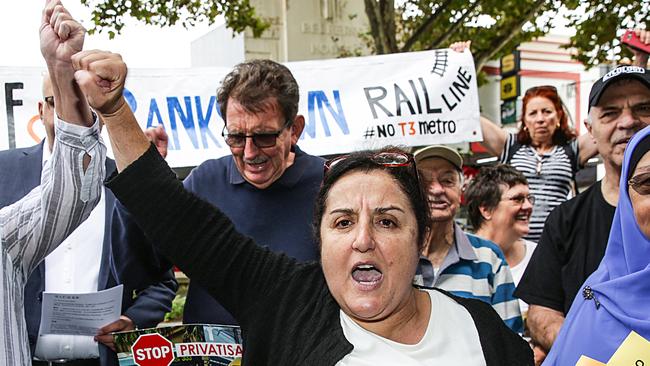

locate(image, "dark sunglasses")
(44, 96), (55, 108)
(221, 120), (292, 148)
(629, 172), (650, 195)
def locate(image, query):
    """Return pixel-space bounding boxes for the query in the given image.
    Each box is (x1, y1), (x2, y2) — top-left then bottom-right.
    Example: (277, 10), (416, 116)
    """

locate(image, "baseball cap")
(414, 145), (463, 171)
(589, 66), (650, 110)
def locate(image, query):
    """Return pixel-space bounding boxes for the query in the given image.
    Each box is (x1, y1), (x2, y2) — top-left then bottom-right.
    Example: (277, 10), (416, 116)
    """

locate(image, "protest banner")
(0, 49), (481, 167)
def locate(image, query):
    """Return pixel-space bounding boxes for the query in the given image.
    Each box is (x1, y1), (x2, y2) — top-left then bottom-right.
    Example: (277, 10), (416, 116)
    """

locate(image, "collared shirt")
(0, 116), (105, 366)
(34, 140), (105, 360)
(414, 223), (523, 333)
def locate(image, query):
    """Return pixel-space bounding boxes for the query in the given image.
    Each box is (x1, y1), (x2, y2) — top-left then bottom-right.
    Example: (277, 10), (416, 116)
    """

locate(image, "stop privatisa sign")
(131, 333), (175, 366)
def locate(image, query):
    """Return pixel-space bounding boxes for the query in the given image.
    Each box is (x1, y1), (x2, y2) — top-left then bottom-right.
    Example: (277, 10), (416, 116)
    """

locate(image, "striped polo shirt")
(500, 133), (579, 242)
(414, 224), (523, 333)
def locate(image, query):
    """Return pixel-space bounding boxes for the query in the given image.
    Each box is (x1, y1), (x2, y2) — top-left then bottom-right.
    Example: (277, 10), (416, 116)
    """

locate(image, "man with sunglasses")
(515, 66), (650, 359)
(114, 59), (325, 326)
(412, 145), (523, 334)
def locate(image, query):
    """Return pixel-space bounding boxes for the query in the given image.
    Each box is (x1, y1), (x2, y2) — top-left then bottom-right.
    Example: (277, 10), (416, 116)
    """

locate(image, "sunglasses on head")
(629, 172), (650, 195)
(324, 151), (420, 185)
(325, 151), (415, 171)
(221, 120), (292, 148)
(525, 85), (558, 96)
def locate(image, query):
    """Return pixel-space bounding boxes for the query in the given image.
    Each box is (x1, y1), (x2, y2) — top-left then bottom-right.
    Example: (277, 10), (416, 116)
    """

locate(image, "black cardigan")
(106, 145), (533, 365)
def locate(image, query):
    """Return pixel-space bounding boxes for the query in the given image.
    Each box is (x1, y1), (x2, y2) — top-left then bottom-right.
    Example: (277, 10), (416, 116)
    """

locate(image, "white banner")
(0, 49), (481, 167)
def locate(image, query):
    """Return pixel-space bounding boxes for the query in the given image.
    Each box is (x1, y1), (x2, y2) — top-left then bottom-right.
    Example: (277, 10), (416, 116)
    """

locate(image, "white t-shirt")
(510, 240), (538, 314)
(336, 289), (486, 366)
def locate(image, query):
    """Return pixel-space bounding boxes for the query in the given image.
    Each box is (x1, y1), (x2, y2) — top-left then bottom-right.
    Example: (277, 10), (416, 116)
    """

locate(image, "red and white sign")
(131, 333), (174, 366)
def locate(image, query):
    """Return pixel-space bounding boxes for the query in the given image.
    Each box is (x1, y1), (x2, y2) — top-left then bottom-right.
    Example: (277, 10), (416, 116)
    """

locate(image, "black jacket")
(107, 145), (533, 365)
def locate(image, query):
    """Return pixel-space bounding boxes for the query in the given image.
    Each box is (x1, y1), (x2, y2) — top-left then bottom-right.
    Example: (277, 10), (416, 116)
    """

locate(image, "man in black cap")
(515, 65), (650, 357)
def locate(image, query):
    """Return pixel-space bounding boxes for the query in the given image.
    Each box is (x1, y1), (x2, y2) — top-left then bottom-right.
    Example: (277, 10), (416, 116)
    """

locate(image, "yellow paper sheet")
(576, 355), (607, 366)
(607, 331), (650, 366)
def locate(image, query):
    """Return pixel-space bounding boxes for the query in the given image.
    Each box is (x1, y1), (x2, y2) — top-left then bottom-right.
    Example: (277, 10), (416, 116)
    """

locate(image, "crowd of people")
(1, 1), (650, 365)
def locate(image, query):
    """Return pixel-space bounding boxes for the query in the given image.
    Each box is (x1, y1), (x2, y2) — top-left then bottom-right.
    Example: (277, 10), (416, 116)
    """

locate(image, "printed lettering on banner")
(0, 49), (481, 167)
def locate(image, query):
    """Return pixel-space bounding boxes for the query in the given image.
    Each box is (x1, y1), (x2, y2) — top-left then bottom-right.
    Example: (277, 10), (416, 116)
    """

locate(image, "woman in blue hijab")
(544, 125), (650, 365)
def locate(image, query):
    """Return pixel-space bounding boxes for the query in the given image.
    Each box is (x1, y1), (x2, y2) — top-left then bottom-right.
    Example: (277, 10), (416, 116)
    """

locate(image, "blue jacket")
(0, 142), (178, 366)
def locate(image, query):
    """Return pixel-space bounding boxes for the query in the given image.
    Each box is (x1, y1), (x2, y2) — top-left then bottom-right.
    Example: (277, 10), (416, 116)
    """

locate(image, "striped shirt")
(414, 224), (523, 333)
(500, 133), (579, 242)
(0, 117), (105, 366)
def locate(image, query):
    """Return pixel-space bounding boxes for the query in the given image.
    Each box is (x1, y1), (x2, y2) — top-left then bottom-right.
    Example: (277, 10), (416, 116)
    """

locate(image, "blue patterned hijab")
(544, 125), (650, 365)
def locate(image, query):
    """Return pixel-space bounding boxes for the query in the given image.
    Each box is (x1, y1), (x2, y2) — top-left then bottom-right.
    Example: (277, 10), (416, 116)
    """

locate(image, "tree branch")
(427, 0), (481, 50)
(401, 0), (454, 52)
(364, 0), (385, 53)
(380, 0), (398, 53)
(364, 0), (397, 53)
(474, 0), (549, 71)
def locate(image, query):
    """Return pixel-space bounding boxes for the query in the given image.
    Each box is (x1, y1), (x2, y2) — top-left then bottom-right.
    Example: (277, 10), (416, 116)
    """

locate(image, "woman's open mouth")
(351, 263), (383, 290)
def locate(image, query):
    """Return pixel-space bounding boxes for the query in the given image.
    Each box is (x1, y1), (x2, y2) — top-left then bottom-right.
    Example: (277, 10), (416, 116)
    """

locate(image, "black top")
(107, 145), (533, 365)
(515, 181), (616, 314)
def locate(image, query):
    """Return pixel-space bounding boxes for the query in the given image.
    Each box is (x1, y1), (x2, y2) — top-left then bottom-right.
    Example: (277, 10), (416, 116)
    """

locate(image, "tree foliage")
(363, 0), (562, 72)
(563, 0), (650, 68)
(82, 0), (650, 71)
(80, 0), (269, 39)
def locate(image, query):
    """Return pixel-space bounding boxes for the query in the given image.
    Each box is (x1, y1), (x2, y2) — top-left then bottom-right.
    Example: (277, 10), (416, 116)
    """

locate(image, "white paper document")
(39, 285), (123, 336)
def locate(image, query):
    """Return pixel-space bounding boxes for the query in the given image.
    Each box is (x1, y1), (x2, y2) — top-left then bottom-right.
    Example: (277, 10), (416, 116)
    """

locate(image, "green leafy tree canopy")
(563, 0), (650, 68)
(80, 0), (269, 39)
(82, 0), (649, 71)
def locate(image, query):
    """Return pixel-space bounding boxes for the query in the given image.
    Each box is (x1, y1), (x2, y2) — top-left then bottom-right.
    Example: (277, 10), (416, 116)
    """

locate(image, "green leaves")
(364, 0), (649, 73)
(81, 0), (269, 39)
(82, 0), (650, 71)
(363, 0), (562, 72)
(564, 0), (650, 68)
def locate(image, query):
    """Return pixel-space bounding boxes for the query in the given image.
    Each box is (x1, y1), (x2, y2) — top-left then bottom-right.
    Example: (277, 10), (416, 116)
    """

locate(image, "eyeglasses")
(629, 172), (650, 195)
(324, 152), (420, 187)
(221, 120), (292, 148)
(502, 194), (536, 206)
(325, 151), (416, 172)
(525, 85), (558, 96)
(44, 96), (55, 108)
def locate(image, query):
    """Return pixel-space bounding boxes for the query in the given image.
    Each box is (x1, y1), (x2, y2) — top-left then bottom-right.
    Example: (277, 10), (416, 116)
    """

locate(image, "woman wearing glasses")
(107, 146), (533, 365)
(451, 42), (598, 242)
(76, 48), (531, 365)
(464, 164), (537, 316)
(542, 125), (650, 365)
